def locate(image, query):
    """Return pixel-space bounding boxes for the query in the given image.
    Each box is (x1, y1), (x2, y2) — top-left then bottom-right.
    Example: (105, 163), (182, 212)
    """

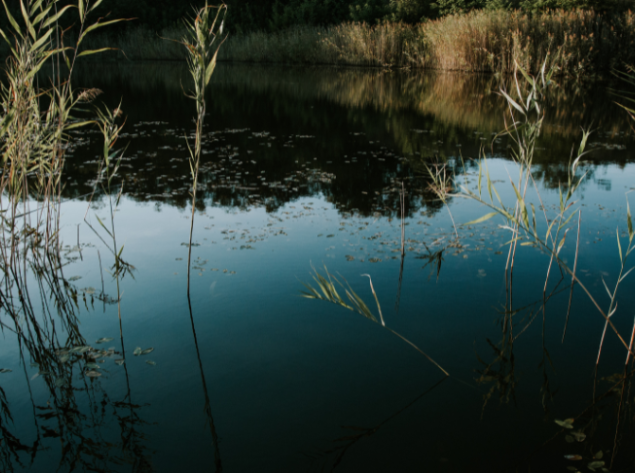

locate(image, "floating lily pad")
(70, 346), (91, 354)
(134, 347), (154, 356)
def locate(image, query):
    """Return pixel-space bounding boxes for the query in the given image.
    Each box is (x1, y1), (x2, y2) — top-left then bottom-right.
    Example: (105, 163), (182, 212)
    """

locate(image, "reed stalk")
(177, 2), (226, 297)
(457, 59), (635, 379)
(84, 103), (135, 346)
(300, 265), (448, 376)
(0, 0), (127, 333)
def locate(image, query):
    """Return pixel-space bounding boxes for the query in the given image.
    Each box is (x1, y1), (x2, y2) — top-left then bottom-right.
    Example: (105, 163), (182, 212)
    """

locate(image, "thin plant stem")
(562, 210), (581, 342)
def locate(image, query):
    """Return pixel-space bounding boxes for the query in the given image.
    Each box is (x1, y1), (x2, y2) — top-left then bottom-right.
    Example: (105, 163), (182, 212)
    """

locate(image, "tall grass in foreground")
(176, 3), (226, 296)
(0, 0), (126, 329)
(0, 2), (138, 467)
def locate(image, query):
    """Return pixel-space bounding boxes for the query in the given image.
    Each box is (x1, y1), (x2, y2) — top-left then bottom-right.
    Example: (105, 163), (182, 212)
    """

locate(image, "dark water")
(2, 63), (635, 473)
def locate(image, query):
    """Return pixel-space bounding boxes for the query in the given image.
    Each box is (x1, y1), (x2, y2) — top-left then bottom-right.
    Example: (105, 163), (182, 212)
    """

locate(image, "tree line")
(224, 0), (635, 32)
(2, 0), (635, 34)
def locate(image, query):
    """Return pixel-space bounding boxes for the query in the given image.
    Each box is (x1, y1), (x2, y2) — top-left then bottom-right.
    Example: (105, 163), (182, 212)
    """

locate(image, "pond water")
(2, 63), (635, 473)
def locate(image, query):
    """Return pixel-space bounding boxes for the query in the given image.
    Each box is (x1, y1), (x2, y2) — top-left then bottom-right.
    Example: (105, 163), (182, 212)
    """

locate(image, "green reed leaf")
(42, 4), (74, 28)
(78, 18), (130, 47)
(499, 89), (525, 116)
(29, 0), (44, 16)
(77, 47), (118, 58)
(2, 0), (22, 37)
(29, 27), (53, 53)
(464, 212), (498, 226)
(19, 0), (36, 40)
(33, 5), (52, 27)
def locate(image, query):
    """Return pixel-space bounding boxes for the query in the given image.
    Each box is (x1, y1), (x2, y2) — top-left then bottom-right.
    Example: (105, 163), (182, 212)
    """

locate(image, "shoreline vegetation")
(78, 9), (635, 76)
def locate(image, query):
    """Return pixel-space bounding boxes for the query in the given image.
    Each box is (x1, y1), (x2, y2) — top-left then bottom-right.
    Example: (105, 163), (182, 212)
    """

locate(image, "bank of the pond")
(83, 9), (635, 76)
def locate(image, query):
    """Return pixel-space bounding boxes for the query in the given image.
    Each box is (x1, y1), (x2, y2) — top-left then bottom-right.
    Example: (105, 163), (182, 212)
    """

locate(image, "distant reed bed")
(218, 9), (635, 75)
(219, 21), (425, 68)
(79, 9), (635, 75)
(423, 9), (635, 74)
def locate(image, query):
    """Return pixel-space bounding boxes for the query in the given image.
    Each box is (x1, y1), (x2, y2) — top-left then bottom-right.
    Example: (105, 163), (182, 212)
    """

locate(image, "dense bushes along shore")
(87, 9), (635, 76)
(3, 0), (633, 34)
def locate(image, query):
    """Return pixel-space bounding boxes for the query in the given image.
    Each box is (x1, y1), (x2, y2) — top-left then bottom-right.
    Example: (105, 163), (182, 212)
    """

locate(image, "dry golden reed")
(217, 9), (635, 75)
(81, 9), (635, 75)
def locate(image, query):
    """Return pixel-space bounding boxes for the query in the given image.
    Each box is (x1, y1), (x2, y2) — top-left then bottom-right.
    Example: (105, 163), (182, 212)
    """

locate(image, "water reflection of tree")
(531, 160), (597, 191)
(56, 62), (635, 215)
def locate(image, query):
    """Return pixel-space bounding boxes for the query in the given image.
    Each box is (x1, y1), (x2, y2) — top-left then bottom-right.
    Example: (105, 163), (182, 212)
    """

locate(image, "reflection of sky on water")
(4, 157), (635, 471)
(2, 62), (635, 472)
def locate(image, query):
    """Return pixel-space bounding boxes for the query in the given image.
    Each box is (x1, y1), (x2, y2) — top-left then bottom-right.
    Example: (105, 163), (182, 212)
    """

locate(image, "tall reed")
(83, 103), (136, 348)
(0, 0), (127, 313)
(177, 2), (226, 296)
(0, 2), (136, 467)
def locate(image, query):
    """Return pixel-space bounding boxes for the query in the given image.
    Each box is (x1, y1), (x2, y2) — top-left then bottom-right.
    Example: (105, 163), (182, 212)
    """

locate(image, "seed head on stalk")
(170, 3), (227, 296)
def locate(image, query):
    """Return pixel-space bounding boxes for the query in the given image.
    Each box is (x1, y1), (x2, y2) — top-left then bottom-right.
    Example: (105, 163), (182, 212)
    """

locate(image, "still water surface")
(2, 63), (635, 472)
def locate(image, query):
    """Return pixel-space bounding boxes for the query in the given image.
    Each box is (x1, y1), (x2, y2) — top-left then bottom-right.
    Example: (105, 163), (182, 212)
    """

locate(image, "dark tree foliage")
(433, 0), (635, 15)
(226, 0), (635, 32)
(1, 0), (633, 35)
(1, 0), (211, 32)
